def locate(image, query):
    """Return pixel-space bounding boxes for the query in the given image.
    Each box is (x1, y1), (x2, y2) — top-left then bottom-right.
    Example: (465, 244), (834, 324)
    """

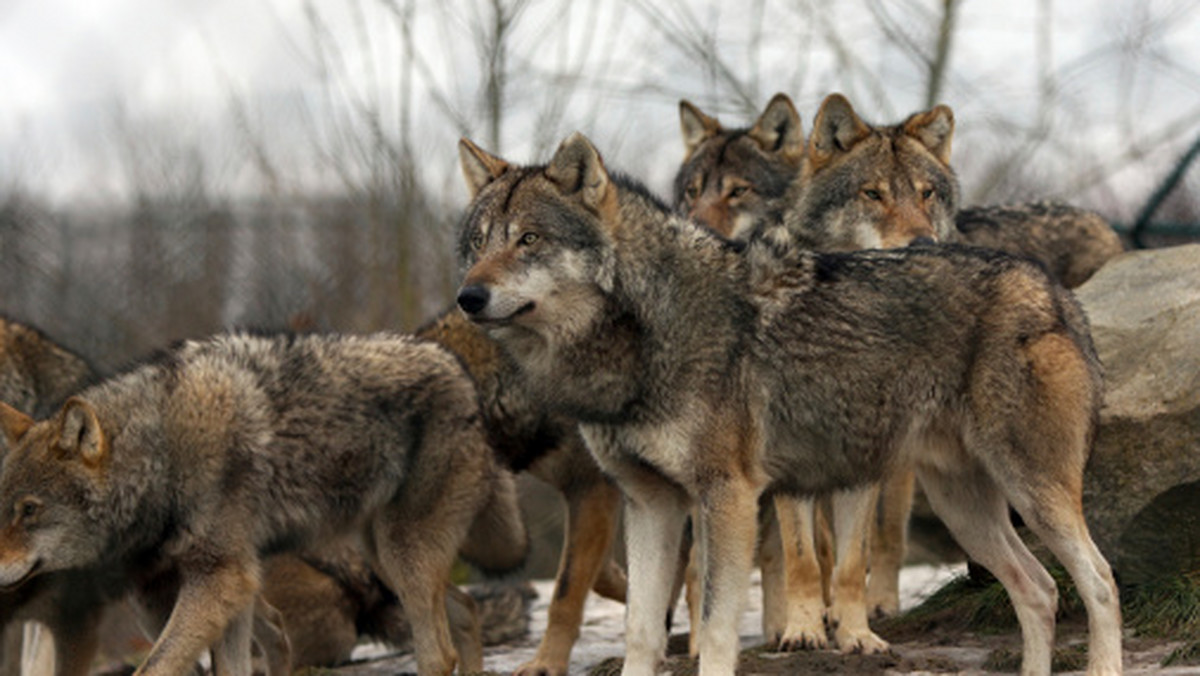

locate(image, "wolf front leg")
(615, 470), (689, 676)
(694, 475), (763, 676)
(134, 560), (261, 676)
(827, 485), (889, 654)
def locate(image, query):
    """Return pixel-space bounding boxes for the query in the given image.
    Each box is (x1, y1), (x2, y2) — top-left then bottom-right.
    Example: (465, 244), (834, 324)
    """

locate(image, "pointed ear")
(56, 397), (107, 468)
(747, 93), (804, 162)
(459, 138), (510, 198)
(679, 100), (721, 158)
(808, 93), (872, 166)
(903, 104), (955, 165)
(0, 402), (33, 449)
(545, 132), (612, 213)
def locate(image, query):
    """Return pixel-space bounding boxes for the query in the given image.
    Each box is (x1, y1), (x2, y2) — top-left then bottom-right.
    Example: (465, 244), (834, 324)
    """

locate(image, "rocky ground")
(323, 564), (1196, 675)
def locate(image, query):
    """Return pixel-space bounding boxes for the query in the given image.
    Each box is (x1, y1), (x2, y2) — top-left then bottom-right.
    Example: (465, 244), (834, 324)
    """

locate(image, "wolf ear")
(747, 93), (804, 161)
(0, 402), (33, 449)
(903, 104), (955, 165)
(808, 93), (872, 166)
(56, 397), (107, 468)
(459, 138), (510, 198)
(546, 132), (612, 214)
(679, 100), (721, 158)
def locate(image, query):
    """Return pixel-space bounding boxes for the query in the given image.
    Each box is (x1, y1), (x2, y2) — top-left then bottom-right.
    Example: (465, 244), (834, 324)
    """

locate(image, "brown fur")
(453, 133), (1122, 676)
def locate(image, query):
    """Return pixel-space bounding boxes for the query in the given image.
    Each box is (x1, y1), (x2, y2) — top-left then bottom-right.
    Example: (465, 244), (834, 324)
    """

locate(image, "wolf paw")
(777, 624), (828, 652)
(833, 627), (890, 655)
(513, 657), (568, 676)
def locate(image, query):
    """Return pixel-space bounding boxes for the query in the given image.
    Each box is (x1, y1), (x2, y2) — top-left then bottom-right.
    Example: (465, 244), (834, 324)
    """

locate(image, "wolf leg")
(515, 478), (622, 676)
(827, 486), (889, 654)
(757, 499), (785, 646)
(917, 462), (1059, 676)
(211, 605), (254, 676)
(774, 494), (828, 651)
(866, 469), (914, 617)
(694, 476), (762, 676)
(133, 562), (260, 676)
(446, 584), (484, 672)
(619, 474), (689, 676)
(251, 596), (292, 676)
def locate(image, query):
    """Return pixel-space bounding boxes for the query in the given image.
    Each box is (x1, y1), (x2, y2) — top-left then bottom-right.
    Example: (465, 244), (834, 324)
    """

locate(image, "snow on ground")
(350, 563), (969, 675)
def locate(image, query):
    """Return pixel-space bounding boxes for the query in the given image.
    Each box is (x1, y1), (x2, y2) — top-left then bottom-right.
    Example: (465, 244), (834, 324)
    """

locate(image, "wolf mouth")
(0, 559), (42, 592)
(471, 301), (536, 326)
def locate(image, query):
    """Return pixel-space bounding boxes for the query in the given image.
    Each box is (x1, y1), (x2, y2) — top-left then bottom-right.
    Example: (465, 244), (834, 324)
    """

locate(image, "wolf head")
(455, 134), (621, 348)
(0, 398), (110, 588)
(785, 93), (959, 251)
(673, 94), (804, 240)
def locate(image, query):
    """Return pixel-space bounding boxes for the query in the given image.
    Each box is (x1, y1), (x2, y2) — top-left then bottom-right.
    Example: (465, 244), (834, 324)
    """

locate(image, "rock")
(1075, 244), (1200, 584)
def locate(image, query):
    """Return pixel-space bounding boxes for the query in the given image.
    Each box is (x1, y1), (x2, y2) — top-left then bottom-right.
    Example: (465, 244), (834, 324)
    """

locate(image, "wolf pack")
(0, 91), (1128, 676)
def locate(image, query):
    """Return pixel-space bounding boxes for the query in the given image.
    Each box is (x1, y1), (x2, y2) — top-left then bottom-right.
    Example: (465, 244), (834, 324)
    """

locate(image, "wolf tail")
(459, 467), (530, 575)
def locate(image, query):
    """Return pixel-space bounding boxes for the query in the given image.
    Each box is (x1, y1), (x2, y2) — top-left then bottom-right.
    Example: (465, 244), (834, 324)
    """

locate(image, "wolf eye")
(16, 498), (40, 522)
(518, 232), (539, 246)
(728, 186), (750, 199)
(470, 233), (485, 251)
(863, 189), (883, 201)
(921, 188), (935, 200)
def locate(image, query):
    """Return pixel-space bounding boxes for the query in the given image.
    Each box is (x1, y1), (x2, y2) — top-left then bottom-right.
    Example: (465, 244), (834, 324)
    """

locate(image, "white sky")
(1, 0), (1198, 213)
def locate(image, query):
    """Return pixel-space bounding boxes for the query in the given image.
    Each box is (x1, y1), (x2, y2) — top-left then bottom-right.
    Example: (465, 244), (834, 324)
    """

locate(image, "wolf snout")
(457, 285), (491, 315)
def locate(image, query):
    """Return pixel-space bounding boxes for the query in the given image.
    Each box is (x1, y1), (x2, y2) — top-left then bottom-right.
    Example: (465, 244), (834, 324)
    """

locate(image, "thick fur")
(674, 94), (805, 239)
(0, 317), (105, 676)
(417, 309), (627, 676)
(0, 332), (514, 676)
(259, 547), (534, 669)
(0, 316), (96, 420)
(455, 133), (1123, 676)
(955, 201), (1124, 289)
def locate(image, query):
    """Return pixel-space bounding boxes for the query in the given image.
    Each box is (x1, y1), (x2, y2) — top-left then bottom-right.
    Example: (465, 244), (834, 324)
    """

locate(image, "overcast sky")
(2, 0), (1198, 214)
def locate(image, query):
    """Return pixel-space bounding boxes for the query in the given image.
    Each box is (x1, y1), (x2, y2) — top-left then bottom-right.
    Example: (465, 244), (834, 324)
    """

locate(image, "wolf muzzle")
(457, 285), (491, 316)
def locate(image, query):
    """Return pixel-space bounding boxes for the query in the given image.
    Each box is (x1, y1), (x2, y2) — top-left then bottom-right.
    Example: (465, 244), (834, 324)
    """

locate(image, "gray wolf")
(674, 94), (804, 239)
(0, 331), (521, 676)
(0, 316), (95, 420)
(259, 546), (534, 669)
(418, 308), (628, 676)
(453, 132), (1122, 676)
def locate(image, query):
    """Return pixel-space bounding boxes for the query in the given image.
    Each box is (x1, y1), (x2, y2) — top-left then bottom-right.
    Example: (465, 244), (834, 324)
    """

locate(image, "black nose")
(457, 285), (491, 315)
(909, 236), (936, 247)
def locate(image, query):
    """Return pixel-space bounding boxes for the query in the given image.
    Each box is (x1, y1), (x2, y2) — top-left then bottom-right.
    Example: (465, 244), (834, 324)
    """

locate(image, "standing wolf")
(0, 331), (516, 676)
(674, 93), (1126, 629)
(454, 133), (1122, 676)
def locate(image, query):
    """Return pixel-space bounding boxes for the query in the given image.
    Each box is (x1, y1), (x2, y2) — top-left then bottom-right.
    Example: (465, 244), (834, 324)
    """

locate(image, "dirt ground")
(318, 566), (1198, 675)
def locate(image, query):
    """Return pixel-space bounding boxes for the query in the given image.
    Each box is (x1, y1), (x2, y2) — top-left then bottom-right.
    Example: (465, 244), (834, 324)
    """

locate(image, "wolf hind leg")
(916, 461), (1058, 676)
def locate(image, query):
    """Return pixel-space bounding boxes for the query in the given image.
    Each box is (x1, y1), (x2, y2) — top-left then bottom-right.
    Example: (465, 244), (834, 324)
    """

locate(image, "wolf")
(453, 132), (1123, 676)
(0, 331), (523, 676)
(418, 308), (628, 676)
(673, 94), (805, 240)
(0, 316), (95, 421)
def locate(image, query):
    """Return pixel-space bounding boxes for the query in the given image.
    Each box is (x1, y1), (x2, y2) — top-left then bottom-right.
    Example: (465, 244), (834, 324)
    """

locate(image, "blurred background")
(2, 0), (1199, 371)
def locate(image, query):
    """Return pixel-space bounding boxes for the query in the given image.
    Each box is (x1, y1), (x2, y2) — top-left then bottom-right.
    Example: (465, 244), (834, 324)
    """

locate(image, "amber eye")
(518, 232), (539, 246)
(863, 189), (883, 201)
(729, 186), (749, 198)
(470, 233), (485, 251)
(921, 188), (935, 200)
(685, 185), (700, 201)
(16, 498), (40, 522)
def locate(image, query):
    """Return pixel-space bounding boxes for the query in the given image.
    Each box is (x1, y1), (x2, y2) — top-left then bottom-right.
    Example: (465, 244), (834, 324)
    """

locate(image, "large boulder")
(1076, 244), (1200, 584)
